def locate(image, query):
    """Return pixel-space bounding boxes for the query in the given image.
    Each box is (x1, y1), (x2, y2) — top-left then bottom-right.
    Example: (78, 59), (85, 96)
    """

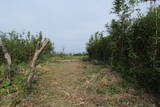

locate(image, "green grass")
(96, 84), (121, 95)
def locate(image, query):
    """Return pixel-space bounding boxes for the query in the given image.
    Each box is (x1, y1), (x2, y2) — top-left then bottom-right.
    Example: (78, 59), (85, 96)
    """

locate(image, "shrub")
(86, 7), (160, 94)
(0, 31), (54, 64)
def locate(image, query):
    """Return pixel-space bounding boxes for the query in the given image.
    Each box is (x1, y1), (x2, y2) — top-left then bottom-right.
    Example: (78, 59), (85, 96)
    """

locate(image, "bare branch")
(0, 38), (12, 79)
(26, 39), (49, 88)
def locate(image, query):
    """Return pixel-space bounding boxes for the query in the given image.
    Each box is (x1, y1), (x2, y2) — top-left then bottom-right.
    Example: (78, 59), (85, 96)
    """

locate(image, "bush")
(0, 31), (54, 99)
(0, 31), (54, 64)
(86, 8), (160, 94)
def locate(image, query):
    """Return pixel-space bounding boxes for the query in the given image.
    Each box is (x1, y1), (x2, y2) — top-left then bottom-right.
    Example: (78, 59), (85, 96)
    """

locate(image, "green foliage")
(0, 31), (54, 64)
(96, 84), (121, 95)
(96, 88), (106, 94)
(87, 1), (160, 94)
(0, 73), (26, 95)
(0, 31), (54, 105)
(1, 80), (11, 88)
(13, 74), (26, 89)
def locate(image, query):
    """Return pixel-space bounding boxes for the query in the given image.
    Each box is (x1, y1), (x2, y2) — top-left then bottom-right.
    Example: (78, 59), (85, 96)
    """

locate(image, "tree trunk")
(0, 38), (12, 79)
(26, 39), (49, 88)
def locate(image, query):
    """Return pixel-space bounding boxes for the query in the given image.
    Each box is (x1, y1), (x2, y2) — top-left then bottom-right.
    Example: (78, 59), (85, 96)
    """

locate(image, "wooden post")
(0, 38), (12, 79)
(26, 39), (49, 88)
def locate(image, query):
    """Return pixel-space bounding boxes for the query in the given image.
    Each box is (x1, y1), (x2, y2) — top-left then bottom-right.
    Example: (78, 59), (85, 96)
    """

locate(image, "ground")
(2, 57), (157, 107)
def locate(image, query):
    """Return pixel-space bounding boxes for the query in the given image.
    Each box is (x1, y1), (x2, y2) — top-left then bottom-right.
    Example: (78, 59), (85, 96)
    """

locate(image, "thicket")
(0, 31), (54, 105)
(87, 0), (160, 94)
(0, 31), (53, 64)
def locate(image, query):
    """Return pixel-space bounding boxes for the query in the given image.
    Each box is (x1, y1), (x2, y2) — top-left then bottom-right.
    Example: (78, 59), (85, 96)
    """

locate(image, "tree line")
(86, 0), (160, 94)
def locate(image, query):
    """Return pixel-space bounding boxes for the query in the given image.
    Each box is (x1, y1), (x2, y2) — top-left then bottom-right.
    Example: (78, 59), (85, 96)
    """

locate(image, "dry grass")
(13, 57), (158, 107)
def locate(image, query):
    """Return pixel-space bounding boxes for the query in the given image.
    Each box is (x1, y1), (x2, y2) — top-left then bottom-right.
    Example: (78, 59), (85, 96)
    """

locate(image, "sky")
(0, 0), (115, 53)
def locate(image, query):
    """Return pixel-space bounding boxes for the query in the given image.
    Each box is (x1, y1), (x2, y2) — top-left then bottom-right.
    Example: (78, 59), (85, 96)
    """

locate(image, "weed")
(118, 80), (130, 89)
(96, 88), (107, 94)
(106, 84), (121, 95)
(96, 84), (121, 95)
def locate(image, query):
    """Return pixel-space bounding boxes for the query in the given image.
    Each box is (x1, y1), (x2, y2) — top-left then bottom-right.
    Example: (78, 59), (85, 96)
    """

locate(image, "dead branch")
(0, 38), (12, 79)
(26, 39), (49, 88)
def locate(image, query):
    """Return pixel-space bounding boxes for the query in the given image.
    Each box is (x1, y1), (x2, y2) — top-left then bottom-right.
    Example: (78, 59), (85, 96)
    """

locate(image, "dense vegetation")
(87, 0), (160, 94)
(0, 31), (54, 105)
(0, 31), (53, 64)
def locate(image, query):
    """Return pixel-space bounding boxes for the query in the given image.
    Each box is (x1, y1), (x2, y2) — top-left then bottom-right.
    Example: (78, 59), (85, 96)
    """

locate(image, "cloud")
(0, 0), (115, 53)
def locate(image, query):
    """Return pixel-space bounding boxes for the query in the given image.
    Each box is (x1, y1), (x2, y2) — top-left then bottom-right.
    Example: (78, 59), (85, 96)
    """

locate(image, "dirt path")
(19, 58), (156, 107)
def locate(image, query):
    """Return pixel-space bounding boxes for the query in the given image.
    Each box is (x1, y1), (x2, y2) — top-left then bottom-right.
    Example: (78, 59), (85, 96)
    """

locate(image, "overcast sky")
(0, 0), (115, 53)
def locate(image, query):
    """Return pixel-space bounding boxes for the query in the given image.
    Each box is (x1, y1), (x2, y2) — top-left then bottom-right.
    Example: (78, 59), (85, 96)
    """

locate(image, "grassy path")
(19, 57), (156, 107)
